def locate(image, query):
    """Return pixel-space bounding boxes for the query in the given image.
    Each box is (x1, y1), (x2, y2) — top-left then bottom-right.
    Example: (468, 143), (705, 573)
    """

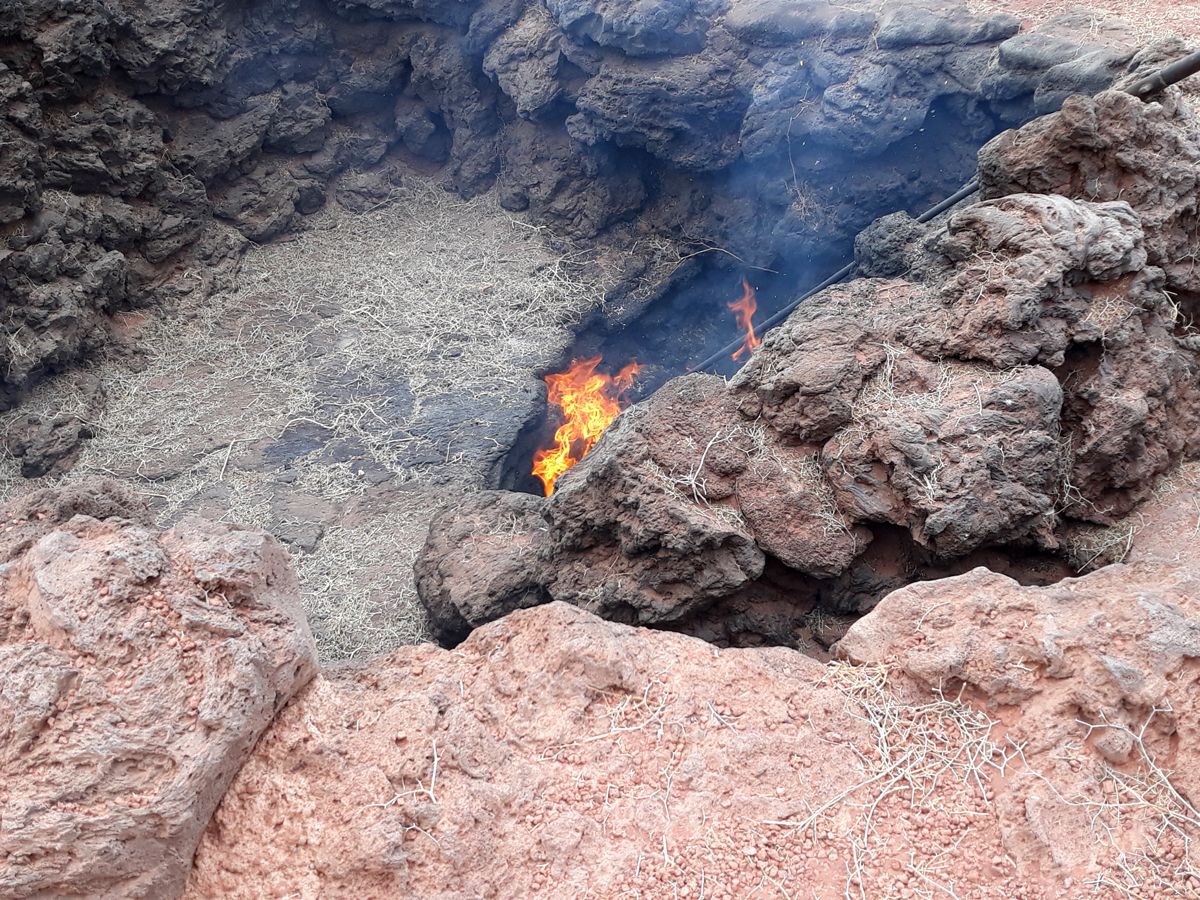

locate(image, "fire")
(728, 277), (761, 361)
(532, 357), (642, 496)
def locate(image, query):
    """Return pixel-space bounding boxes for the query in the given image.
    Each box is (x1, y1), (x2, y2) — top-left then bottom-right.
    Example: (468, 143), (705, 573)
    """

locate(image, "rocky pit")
(1, 0), (1200, 897)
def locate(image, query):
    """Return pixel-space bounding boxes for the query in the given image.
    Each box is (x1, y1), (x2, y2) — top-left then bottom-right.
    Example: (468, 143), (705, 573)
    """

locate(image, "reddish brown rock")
(0, 483), (317, 899)
(416, 82), (1200, 639)
(193, 537), (1200, 897)
(934, 193), (1151, 368)
(979, 82), (1200, 294)
(838, 553), (1200, 889)
(821, 355), (1064, 556)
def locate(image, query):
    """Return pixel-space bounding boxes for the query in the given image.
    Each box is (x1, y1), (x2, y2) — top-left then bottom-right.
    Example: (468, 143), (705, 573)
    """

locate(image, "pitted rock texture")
(0, 0), (1144, 407)
(0, 482), (317, 899)
(980, 56), (1200, 295)
(0, 486), (1195, 898)
(415, 86), (1200, 640)
(192, 539), (1200, 896)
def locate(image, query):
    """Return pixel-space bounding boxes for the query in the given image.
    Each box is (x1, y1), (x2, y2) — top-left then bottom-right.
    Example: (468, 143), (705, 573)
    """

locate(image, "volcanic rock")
(2, 487), (1196, 898)
(724, 0), (876, 46)
(193, 511), (1200, 895)
(0, 0), (1149, 408)
(483, 4), (568, 120)
(980, 66), (1200, 295)
(416, 81), (1200, 639)
(875, 3), (1019, 50)
(545, 0), (716, 57)
(837, 532), (1200, 885)
(0, 482), (318, 899)
(414, 490), (551, 642)
(568, 55), (749, 171)
(4, 413), (94, 478)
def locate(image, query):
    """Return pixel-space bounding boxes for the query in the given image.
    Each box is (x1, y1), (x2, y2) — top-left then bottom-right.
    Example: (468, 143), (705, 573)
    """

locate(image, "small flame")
(729, 277), (761, 361)
(532, 357), (641, 496)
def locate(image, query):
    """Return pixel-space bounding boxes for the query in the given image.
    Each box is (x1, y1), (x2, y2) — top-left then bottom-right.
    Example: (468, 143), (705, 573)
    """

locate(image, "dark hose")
(692, 47), (1200, 373)
(1126, 49), (1200, 99)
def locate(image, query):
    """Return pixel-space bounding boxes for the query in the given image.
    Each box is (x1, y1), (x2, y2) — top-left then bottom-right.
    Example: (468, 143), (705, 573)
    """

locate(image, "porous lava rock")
(2, 486), (1196, 897)
(191, 496), (1200, 895)
(980, 54), (1200, 295)
(0, 481), (318, 899)
(0, 0), (1144, 411)
(415, 83), (1200, 640)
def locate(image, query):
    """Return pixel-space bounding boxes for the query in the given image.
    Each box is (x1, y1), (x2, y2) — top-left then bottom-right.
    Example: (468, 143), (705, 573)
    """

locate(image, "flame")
(728, 277), (761, 361)
(532, 357), (642, 496)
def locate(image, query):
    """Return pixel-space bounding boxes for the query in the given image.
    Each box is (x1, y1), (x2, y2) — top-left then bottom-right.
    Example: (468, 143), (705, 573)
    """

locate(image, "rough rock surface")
(1, 481), (1195, 898)
(980, 71), (1200, 295)
(191, 502), (1200, 896)
(416, 84), (1200, 640)
(0, 481), (318, 899)
(0, 0), (1147, 409)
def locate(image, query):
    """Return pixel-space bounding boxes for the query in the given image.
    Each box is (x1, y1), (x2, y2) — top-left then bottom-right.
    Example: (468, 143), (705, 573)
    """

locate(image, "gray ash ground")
(0, 178), (612, 659)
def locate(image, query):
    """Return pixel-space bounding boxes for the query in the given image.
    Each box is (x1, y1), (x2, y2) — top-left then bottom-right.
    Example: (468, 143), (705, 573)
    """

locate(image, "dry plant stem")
(0, 179), (611, 659)
(763, 663), (1014, 899)
(539, 680), (672, 761)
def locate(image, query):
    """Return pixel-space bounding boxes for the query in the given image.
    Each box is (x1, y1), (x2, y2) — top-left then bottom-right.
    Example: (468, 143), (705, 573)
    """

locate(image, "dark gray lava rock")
(0, 0), (1145, 439)
(265, 83), (333, 154)
(210, 162), (300, 242)
(483, 5), (567, 120)
(329, 0), (479, 27)
(568, 56), (748, 169)
(875, 5), (1019, 50)
(545, 0), (716, 57)
(4, 414), (95, 478)
(0, 63), (44, 223)
(724, 0), (875, 47)
(414, 490), (551, 641)
(854, 211), (928, 278)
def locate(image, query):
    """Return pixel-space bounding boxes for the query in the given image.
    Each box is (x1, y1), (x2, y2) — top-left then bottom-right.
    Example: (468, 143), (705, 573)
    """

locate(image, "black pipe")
(915, 177), (980, 223)
(691, 47), (1200, 374)
(1127, 49), (1200, 99)
(691, 176), (984, 373)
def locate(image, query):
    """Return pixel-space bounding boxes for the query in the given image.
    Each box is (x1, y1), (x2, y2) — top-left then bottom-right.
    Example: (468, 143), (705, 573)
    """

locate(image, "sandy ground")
(970, 0), (1200, 42)
(0, 178), (606, 660)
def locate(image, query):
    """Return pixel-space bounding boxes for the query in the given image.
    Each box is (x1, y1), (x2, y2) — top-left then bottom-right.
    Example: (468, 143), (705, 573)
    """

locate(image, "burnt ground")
(0, 177), (615, 659)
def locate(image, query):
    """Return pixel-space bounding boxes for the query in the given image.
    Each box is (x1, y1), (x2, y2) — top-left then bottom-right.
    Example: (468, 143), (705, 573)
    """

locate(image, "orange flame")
(729, 277), (761, 361)
(532, 357), (642, 496)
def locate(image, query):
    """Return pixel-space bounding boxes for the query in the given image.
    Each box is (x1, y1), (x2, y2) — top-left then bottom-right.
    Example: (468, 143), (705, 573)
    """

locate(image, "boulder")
(196, 538), (1200, 895)
(839, 556), (1200, 877)
(0, 484), (318, 899)
(979, 80), (1200, 294)
(414, 490), (550, 642)
(417, 90), (1200, 634)
(724, 0), (876, 46)
(875, 4), (1019, 50)
(483, 5), (567, 120)
(545, 0), (714, 56)
(934, 194), (1150, 369)
(568, 56), (749, 170)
